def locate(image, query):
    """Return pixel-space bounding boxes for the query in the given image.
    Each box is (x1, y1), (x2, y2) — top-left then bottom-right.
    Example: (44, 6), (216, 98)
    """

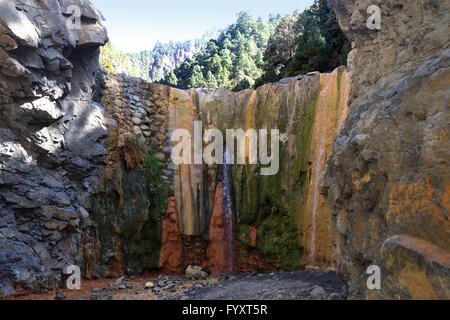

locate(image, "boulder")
(378, 235), (450, 300)
(311, 286), (326, 300)
(186, 266), (208, 280)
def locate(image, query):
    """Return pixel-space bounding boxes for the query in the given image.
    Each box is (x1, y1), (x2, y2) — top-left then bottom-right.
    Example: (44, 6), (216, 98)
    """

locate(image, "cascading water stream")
(310, 76), (332, 266)
(222, 149), (234, 273)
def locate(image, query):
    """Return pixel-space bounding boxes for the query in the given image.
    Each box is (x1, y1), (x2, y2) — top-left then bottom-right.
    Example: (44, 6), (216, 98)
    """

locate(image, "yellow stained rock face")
(169, 88), (204, 236)
(380, 235), (450, 300)
(302, 68), (350, 267)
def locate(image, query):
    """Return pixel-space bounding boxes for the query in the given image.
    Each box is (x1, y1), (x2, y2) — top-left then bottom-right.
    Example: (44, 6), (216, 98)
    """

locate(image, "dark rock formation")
(0, 0), (107, 296)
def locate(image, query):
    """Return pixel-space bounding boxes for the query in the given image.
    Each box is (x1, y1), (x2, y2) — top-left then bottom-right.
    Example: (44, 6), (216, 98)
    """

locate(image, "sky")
(89, 0), (314, 53)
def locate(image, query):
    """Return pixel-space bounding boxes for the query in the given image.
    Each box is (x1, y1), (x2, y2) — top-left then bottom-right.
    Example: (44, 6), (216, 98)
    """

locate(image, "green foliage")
(253, 69), (283, 89)
(99, 46), (116, 74)
(286, 0), (350, 77)
(256, 0), (350, 87)
(101, 29), (220, 82)
(256, 213), (303, 270)
(233, 78), (252, 92)
(259, 11), (302, 81)
(164, 70), (178, 86)
(162, 12), (279, 90)
(144, 153), (162, 179)
(100, 42), (140, 77)
(286, 25), (327, 76)
(102, 0), (348, 91)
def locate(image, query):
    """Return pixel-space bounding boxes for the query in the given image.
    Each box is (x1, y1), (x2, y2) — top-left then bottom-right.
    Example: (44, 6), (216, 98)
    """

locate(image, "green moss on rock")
(232, 87), (319, 270)
(89, 148), (167, 273)
(256, 213), (303, 270)
(237, 224), (251, 247)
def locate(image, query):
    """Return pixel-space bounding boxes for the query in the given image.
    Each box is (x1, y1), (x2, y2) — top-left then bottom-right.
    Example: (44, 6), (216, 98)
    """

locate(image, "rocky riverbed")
(172, 271), (347, 301)
(3, 271), (346, 301)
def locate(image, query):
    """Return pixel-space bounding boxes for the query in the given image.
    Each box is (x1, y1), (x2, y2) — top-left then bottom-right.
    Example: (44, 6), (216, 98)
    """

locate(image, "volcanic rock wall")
(0, 0), (107, 296)
(96, 68), (350, 275)
(90, 75), (171, 276)
(326, 0), (449, 299)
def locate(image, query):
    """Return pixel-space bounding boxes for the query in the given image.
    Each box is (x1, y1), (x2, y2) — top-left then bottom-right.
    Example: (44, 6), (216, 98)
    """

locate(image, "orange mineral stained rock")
(159, 197), (183, 274)
(207, 182), (233, 275)
(301, 68), (350, 268)
(249, 226), (257, 248)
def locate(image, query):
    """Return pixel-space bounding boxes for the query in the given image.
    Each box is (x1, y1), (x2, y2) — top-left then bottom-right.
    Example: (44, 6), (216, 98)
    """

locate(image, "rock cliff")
(0, 0), (107, 296)
(326, 0), (449, 299)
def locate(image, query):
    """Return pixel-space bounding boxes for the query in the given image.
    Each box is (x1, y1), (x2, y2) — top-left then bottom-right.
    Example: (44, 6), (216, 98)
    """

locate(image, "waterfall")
(310, 75), (332, 266)
(222, 149), (234, 273)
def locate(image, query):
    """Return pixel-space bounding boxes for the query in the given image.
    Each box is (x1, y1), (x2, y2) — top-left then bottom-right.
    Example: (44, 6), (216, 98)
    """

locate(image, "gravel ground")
(5, 271), (347, 300)
(169, 271), (347, 300)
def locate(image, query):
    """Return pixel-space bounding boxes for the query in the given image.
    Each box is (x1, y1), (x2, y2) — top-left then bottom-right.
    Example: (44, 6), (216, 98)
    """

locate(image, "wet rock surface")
(159, 197), (183, 274)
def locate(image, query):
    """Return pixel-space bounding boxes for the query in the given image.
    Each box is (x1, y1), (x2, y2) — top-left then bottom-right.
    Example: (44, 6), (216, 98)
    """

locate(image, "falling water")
(222, 149), (234, 273)
(310, 75), (332, 266)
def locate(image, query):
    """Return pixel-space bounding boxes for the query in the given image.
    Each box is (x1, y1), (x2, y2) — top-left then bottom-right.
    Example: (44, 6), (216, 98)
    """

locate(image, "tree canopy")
(101, 1), (349, 91)
(100, 29), (221, 82)
(160, 12), (280, 91)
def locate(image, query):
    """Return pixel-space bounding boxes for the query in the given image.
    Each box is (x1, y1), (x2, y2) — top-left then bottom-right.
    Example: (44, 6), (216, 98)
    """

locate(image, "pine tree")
(256, 0), (349, 87)
(164, 70), (178, 86)
(189, 64), (206, 88)
(165, 11), (279, 90)
(286, 25), (327, 75)
(206, 71), (218, 88)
